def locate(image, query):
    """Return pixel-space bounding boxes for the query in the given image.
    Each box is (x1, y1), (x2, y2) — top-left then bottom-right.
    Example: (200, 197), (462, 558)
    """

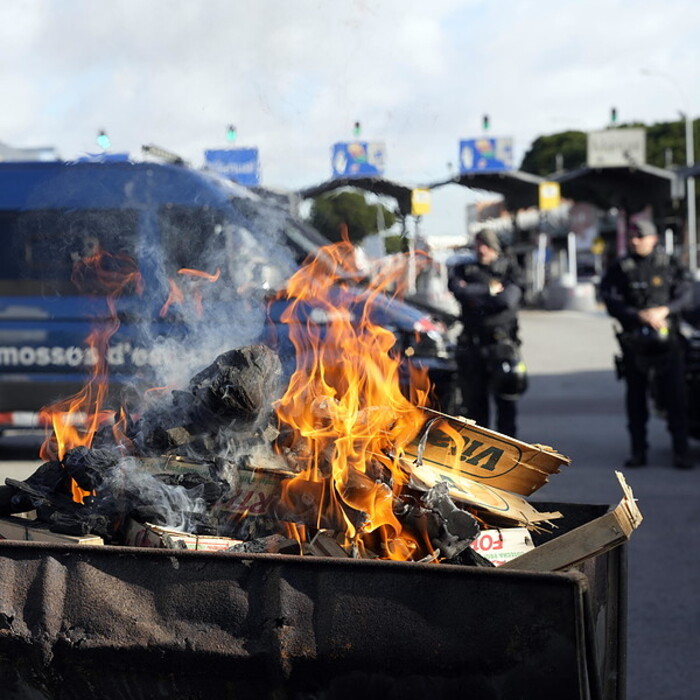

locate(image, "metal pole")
(536, 232), (547, 293)
(640, 69), (696, 273)
(567, 231), (578, 286)
(407, 217), (418, 295)
(684, 111), (697, 273)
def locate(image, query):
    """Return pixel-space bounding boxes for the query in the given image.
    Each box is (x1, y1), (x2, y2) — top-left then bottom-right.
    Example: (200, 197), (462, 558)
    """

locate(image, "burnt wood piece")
(1, 461), (72, 516)
(154, 472), (230, 505)
(130, 344), (283, 456)
(188, 344), (283, 428)
(227, 534), (303, 555)
(421, 481), (481, 559)
(62, 446), (120, 492)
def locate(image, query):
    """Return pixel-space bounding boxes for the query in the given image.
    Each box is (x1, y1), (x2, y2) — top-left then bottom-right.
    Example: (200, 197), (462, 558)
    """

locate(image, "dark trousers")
(456, 344), (517, 437)
(622, 345), (689, 457)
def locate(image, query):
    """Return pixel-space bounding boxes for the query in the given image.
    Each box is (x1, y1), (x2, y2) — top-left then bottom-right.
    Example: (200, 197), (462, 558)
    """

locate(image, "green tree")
(309, 189), (396, 244)
(520, 130), (587, 176)
(383, 234), (408, 254)
(520, 119), (699, 175)
(645, 118), (699, 168)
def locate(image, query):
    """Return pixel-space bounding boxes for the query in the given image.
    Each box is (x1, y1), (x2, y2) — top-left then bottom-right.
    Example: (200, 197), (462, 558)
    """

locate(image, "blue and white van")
(0, 160), (455, 430)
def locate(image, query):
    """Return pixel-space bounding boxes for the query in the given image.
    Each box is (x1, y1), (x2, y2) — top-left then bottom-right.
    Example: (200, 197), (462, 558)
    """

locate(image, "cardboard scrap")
(212, 465), (285, 520)
(0, 515), (104, 546)
(503, 471), (643, 572)
(408, 461), (562, 527)
(469, 527), (535, 566)
(405, 409), (570, 496)
(124, 519), (243, 551)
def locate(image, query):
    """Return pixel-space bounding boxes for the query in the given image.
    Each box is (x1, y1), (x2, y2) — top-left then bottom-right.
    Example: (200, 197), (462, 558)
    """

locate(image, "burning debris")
(1, 239), (638, 568)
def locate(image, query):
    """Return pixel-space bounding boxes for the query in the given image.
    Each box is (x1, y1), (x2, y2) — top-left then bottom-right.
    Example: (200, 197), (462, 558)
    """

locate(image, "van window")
(0, 209), (139, 297)
(158, 204), (228, 272)
(158, 204), (297, 296)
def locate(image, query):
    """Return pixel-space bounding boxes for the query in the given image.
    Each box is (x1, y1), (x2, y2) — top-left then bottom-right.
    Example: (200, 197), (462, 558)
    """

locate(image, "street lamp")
(641, 68), (697, 273)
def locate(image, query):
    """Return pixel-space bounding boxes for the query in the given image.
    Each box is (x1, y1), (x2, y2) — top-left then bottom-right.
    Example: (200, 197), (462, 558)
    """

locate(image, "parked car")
(0, 160), (455, 430)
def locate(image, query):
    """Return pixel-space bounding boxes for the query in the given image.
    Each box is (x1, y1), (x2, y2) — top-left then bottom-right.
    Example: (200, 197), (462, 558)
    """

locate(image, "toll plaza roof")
(297, 177), (414, 216)
(429, 170), (544, 211)
(549, 163), (678, 214)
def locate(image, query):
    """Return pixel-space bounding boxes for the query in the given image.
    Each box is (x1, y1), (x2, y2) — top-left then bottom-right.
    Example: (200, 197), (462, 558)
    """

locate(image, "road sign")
(331, 141), (385, 178)
(539, 181), (561, 211)
(411, 188), (431, 216)
(204, 148), (260, 186)
(459, 137), (514, 173)
(587, 128), (646, 167)
(76, 153), (130, 163)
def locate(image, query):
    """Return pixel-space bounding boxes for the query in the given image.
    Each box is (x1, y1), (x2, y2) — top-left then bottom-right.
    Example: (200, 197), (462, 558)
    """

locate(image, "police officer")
(600, 219), (694, 469)
(448, 230), (525, 436)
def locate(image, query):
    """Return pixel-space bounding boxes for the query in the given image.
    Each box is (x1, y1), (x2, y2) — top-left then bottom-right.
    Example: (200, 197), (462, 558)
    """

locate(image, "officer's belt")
(459, 329), (509, 346)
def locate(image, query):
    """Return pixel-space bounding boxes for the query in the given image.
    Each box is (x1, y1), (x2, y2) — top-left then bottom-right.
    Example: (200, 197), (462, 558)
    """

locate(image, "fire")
(160, 267), (221, 318)
(274, 240), (433, 560)
(39, 249), (142, 502)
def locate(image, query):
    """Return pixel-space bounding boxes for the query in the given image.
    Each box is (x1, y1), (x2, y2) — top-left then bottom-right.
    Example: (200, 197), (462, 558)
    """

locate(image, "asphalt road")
(1, 307), (698, 699)
(519, 308), (699, 700)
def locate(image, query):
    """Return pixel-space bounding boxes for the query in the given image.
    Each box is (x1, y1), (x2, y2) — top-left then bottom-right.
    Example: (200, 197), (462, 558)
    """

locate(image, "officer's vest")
(455, 258), (520, 344)
(619, 247), (674, 309)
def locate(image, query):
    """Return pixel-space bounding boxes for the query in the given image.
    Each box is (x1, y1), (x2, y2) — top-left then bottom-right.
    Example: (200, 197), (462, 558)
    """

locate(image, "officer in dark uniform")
(448, 230), (526, 436)
(600, 219), (694, 469)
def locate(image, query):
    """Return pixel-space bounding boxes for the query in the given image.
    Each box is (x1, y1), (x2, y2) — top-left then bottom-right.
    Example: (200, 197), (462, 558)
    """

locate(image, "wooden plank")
(404, 409), (571, 496)
(0, 515), (104, 546)
(502, 471), (643, 572)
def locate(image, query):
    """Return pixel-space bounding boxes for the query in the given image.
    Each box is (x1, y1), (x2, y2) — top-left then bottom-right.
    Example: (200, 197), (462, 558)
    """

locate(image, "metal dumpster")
(0, 501), (625, 700)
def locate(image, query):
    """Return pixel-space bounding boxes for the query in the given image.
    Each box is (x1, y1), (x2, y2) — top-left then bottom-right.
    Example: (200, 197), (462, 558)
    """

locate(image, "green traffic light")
(226, 125), (237, 143)
(482, 114), (490, 132)
(353, 121), (361, 138)
(96, 130), (111, 149)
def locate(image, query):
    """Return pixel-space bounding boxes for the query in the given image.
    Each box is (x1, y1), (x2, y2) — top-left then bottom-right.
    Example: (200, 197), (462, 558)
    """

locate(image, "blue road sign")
(331, 141), (385, 178)
(205, 148), (260, 186)
(459, 137), (514, 173)
(76, 153), (131, 163)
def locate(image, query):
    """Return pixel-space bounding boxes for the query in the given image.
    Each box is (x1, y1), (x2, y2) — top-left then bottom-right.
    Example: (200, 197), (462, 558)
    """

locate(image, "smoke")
(129, 189), (303, 394)
(15, 163), (307, 408)
(104, 455), (208, 532)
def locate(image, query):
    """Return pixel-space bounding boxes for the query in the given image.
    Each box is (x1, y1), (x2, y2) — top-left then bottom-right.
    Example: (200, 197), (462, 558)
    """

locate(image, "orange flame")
(274, 240), (432, 560)
(159, 278), (185, 318)
(159, 267), (220, 318)
(39, 249), (142, 502)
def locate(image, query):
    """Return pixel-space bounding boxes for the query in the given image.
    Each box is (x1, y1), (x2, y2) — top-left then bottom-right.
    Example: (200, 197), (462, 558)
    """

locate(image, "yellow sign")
(538, 181), (561, 211)
(591, 236), (605, 255)
(411, 188), (431, 216)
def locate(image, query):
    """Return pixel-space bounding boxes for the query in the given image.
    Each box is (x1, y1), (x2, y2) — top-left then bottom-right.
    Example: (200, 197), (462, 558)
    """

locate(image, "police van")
(0, 160), (454, 431)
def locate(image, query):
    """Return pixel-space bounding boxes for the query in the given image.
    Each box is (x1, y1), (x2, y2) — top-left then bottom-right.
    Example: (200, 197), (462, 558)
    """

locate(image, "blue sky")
(1, 0), (698, 240)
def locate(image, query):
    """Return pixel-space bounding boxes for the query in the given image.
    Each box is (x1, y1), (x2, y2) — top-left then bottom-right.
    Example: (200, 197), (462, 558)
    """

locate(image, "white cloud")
(0, 0), (698, 238)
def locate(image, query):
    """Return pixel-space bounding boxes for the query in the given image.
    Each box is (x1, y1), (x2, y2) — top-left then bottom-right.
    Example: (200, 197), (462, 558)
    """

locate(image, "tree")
(520, 130), (587, 176)
(308, 189), (396, 244)
(645, 118), (699, 168)
(519, 119), (699, 175)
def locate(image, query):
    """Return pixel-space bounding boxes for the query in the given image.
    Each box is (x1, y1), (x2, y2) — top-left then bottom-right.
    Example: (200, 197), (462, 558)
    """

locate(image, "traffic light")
(226, 124), (237, 143)
(611, 107), (618, 125)
(353, 121), (361, 137)
(482, 114), (490, 132)
(96, 130), (111, 150)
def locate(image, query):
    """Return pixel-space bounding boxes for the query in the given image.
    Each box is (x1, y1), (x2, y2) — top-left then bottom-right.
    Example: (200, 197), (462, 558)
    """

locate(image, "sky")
(1, 0), (698, 242)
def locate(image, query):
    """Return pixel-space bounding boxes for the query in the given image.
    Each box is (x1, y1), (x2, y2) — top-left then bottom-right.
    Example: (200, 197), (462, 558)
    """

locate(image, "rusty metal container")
(0, 502), (625, 700)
